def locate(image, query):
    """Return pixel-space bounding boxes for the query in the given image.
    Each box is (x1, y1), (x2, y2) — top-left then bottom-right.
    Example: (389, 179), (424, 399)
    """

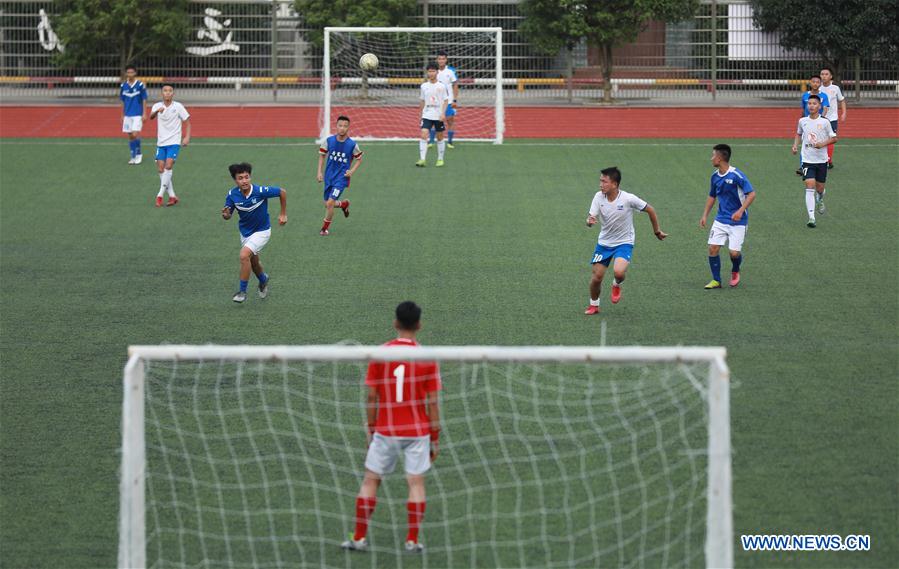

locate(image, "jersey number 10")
(393, 364), (406, 403)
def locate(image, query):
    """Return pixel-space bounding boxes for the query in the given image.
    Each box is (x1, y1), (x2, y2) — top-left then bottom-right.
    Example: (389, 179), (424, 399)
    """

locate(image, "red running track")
(1, 106), (897, 138)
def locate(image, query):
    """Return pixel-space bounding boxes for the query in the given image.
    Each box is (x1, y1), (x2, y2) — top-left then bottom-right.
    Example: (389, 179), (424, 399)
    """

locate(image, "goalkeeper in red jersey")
(341, 301), (442, 554)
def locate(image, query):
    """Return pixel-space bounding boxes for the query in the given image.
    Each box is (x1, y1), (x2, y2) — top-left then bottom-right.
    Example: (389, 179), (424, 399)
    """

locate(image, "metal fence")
(1, 0), (896, 103)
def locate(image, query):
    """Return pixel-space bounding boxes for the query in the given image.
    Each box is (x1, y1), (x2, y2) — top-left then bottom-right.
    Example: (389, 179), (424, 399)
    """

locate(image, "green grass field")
(1, 138), (896, 568)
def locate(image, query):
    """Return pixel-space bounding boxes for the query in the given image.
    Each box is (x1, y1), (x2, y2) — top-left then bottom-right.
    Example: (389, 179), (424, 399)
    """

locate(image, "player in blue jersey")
(317, 115), (363, 235)
(797, 75), (830, 175)
(120, 65), (148, 165)
(221, 163), (287, 303)
(699, 144), (756, 289)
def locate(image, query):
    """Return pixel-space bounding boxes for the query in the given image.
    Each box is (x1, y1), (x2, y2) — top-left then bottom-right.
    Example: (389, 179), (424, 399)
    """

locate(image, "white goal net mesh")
(120, 347), (731, 568)
(321, 28), (502, 142)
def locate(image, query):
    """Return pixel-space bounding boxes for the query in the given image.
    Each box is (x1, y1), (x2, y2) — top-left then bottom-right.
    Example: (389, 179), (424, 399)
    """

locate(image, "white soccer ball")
(359, 53), (379, 72)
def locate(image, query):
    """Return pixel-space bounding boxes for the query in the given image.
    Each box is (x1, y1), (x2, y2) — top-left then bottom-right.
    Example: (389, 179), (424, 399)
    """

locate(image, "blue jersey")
(319, 135), (362, 190)
(801, 91), (830, 117)
(709, 167), (754, 226)
(120, 80), (148, 117)
(224, 184), (282, 237)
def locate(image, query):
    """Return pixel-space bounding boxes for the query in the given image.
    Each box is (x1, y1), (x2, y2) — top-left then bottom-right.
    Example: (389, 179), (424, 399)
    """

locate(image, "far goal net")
(320, 27), (504, 143)
(119, 345), (732, 568)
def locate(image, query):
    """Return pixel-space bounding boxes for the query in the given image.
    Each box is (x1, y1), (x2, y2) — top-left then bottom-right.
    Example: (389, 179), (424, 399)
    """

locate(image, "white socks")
(157, 170), (176, 198)
(419, 140), (427, 160)
(437, 140), (446, 160)
(613, 279), (622, 287)
(805, 189), (816, 220)
(158, 173), (166, 198)
(589, 298), (600, 307)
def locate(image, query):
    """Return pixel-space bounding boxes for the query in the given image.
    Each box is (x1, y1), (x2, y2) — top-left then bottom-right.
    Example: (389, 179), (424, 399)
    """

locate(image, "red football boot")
(167, 196), (179, 207)
(584, 305), (600, 315)
(155, 196), (163, 207)
(342, 200), (350, 218)
(729, 272), (741, 287)
(611, 284), (622, 304)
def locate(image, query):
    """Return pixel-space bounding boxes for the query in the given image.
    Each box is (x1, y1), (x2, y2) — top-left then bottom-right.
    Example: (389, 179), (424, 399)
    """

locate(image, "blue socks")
(731, 255), (742, 273)
(708, 256), (721, 282)
(128, 139), (138, 158)
(239, 279), (248, 292)
(257, 272), (268, 285)
(135, 138), (141, 156)
(448, 130), (455, 144)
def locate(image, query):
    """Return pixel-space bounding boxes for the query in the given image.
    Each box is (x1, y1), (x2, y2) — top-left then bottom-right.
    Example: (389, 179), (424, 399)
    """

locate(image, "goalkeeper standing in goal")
(342, 301), (442, 553)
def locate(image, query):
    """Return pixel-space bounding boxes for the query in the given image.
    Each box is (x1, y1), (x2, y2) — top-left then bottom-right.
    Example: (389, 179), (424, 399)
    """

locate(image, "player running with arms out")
(819, 66), (847, 169)
(221, 163), (287, 303)
(317, 115), (363, 236)
(119, 65), (148, 165)
(342, 301), (442, 554)
(792, 95), (837, 228)
(585, 167), (667, 315)
(149, 84), (191, 207)
(700, 144), (756, 289)
(416, 63), (449, 168)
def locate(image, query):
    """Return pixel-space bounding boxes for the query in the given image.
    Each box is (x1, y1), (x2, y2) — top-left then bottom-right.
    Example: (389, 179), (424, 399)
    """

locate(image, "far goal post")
(119, 345), (732, 568)
(320, 27), (504, 143)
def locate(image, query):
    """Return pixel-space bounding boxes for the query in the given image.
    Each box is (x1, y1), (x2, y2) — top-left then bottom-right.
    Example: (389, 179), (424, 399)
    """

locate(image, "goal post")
(119, 345), (732, 568)
(320, 27), (504, 143)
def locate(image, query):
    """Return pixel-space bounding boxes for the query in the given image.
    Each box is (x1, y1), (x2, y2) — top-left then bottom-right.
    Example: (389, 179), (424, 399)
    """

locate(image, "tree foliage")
(54, 0), (190, 70)
(295, 0), (419, 46)
(520, 0), (698, 102)
(750, 0), (899, 72)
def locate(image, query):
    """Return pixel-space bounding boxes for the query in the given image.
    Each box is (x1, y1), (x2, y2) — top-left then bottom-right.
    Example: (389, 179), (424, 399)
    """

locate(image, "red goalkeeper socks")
(353, 496), (377, 541)
(406, 501), (426, 543)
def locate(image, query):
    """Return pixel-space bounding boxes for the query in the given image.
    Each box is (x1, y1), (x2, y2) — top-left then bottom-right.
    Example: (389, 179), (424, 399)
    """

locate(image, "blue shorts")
(801, 162), (828, 183)
(155, 145), (181, 162)
(445, 105), (457, 118)
(590, 243), (634, 266)
(324, 185), (346, 202)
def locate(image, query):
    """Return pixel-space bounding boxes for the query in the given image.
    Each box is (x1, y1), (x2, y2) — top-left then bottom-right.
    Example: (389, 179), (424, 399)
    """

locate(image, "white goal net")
(320, 27), (504, 143)
(119, 345), (732, 568)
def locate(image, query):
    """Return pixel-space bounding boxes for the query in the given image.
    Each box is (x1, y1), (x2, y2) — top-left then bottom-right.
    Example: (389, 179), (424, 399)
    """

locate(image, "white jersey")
(420, 81), (449, 120)
(589, 189), (648, 247)
(152, 101), (190, 147)
(796, 116), (836, 164)
(820, 83), (844, 121)
(437, 67), (457, 104)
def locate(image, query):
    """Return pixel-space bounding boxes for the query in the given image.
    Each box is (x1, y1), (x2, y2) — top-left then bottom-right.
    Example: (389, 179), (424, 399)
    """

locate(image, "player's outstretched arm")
(644, 205), (667, 240)
(277, 189), (287, 225)
(700, 196), (716, 228)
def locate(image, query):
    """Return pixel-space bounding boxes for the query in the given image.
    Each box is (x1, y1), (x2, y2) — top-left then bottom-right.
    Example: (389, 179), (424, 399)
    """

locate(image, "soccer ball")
(359, 53), (379, 72)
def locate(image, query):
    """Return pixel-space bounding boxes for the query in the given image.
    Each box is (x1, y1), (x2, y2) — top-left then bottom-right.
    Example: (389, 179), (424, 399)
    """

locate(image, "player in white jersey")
(435, 51), (458, 148)
(416, 63), (449, 168)
(792, 95), (837, 228)
(149, 84), (191, 207)
(584, 167), (667, 314)
(819, 66), (847, 169)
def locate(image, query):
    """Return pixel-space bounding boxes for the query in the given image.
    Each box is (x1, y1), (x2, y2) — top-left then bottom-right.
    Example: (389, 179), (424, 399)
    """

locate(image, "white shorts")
(708, 221), (746, 252)
(365, 433), (431, 476)
(122, 116), (143, 133)
(240, 229), (271, 254)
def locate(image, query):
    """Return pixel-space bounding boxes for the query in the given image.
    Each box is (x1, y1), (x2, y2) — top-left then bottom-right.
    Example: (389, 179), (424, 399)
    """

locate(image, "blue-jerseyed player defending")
(584, 167), (667, 315)
(222, 163), (287, 303)
(120, 65), (148, 164)
(317, 115), (363, 236)
(699, 144), (756, 289)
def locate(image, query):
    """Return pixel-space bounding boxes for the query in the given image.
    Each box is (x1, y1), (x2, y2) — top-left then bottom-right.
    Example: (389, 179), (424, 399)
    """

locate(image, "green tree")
(750, 0), (899, 77)
(54, 0), (190, 72)
(295, 0), (419, 46)
(520, 0), (589, 102)
(520, 0), (698, 102)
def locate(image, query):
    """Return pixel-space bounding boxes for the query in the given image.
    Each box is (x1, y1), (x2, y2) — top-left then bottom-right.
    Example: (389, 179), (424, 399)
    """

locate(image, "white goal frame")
(118, 345), (732, 569)
(320, 26), (505, 144)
